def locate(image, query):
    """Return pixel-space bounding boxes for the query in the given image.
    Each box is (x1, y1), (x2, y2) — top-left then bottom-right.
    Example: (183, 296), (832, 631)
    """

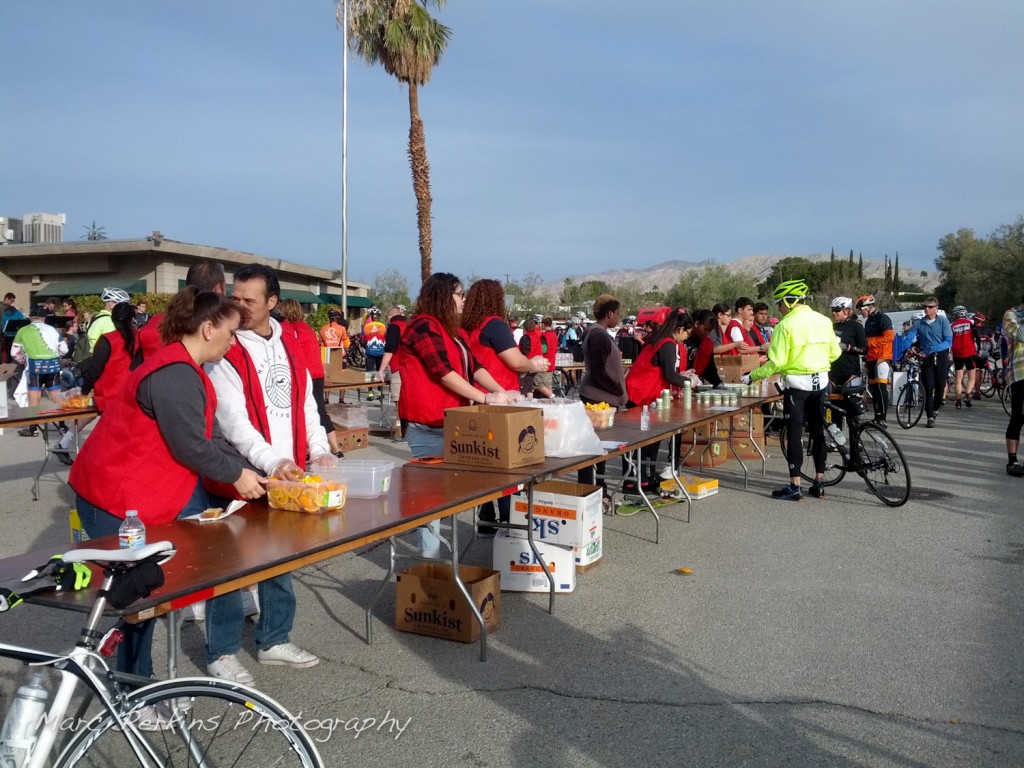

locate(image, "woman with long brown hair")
(399, 272), (516, 556)
(461, 279), (548, 532)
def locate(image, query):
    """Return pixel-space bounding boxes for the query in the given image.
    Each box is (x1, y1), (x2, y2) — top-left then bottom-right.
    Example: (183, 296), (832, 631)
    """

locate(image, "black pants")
(1006, 380), (1024, 441)
(577, 395), (608, 491)
(920, 353), (949, 418)
(783, 387), (827, 478)
(866, 360), (889, 421)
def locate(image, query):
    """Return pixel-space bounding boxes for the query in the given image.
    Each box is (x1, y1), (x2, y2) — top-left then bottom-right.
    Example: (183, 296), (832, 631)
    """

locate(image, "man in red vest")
(204, 263), (332, 685)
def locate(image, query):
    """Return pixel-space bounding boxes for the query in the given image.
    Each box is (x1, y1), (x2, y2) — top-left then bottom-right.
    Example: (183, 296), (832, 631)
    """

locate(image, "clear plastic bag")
(528, 398), (605, 458)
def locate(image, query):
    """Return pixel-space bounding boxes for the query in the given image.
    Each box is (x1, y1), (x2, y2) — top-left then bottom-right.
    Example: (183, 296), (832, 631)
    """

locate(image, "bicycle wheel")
(895, 380), (924, 429)
(1001, 383), (1012, 416)
(55, 677), (322, 768)
(978, 366), (994, 397)
(779, 424), (846, 487)
(854, 422), (911, 507)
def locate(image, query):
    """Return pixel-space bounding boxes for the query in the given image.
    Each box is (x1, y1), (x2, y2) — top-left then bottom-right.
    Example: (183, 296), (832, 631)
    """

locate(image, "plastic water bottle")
(118, 510), (146, 550)
(640, 405), (650, 431)
(682, 380), (692, 408)
(0, 673), (49, 768)
(827, 422), (847, 446)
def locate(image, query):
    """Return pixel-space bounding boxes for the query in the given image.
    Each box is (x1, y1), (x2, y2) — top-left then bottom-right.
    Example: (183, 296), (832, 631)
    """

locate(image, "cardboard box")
(716, 354), (761, 383)
(394, 563), (500, 643)
(660, 476), (719, 499)
(726, 436), (767, 460)
(325, 347), (345, 382)
(326, 403), (370, 430)
(69, 508), (90, 543)
(507, 480), (603, 568)
(336, 427), (369, 452)
(682, 440), (726, 468)
(492, 531), (576, 593)
(443, 405), (544, 469)
(573, 537), (603, 572)
(727, 411), (764, 437)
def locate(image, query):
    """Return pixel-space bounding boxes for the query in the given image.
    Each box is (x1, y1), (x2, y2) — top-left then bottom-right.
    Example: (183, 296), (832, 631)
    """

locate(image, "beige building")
(0, 236), (372, 315)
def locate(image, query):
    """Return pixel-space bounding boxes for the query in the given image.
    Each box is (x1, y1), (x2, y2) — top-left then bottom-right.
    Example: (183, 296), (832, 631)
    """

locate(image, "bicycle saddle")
(60, 541), (176, 567)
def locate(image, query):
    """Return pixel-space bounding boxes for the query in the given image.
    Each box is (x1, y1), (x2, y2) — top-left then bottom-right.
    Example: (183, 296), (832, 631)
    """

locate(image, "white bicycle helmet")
(953, 305), (968, 318)
(830, 296), (853, 310)
(101, 287), (130, 303)
(912, 311), (925, 321)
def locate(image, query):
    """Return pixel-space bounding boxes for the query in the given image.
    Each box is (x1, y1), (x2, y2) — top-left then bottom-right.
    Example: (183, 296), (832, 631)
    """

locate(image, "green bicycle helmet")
(773, 279), (810, 306)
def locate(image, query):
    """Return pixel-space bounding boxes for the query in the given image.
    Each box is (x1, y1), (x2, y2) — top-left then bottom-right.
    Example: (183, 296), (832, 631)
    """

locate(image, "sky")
(5, 1), (1023, 291)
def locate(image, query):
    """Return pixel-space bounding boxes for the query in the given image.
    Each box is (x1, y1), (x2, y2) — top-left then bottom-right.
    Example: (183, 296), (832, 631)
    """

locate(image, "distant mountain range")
(538, 253), (939, 297)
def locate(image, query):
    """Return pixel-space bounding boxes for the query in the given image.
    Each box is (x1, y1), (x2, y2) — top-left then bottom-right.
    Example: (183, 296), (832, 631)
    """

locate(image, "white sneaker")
(182, 601), (205, 622)
(659, 465), (677, 480)
(207, 654), (255, 685)
(129, 703), (175, 732)
(257, 642), (319, 668)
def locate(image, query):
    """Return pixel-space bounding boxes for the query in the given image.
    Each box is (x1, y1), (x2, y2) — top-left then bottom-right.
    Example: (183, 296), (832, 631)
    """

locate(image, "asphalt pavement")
(0, 393), (1021, 767)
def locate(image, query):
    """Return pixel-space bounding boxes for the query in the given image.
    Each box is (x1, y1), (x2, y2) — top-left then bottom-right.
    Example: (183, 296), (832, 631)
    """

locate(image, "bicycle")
(0, 541), (322, 768)
(779, 381), (911, 507)
(895, 352), (925, 429)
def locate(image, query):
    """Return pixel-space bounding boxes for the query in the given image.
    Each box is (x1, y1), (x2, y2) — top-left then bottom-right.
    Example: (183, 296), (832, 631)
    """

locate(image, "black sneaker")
(926, 417), (935, 428)
(51, 447), (74, 466)
(476, 523), (499, 538)
(1007, 463), (1024, 478)
(874, 419), (887, 430)
(17, 426), (38, 437)
(964, 398), (972, 408)
(808, 482), (825, 499)
(771, 485), (803, 502)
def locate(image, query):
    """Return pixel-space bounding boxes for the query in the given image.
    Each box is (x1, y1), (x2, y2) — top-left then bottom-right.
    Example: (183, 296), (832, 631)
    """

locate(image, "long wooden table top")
(0, 465), (529, 620)
(0, 403), (96, 429)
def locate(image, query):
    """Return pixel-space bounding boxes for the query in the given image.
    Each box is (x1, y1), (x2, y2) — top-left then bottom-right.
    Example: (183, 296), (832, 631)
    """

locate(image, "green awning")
(279, 290), (323, 304)
(320, 294), (373, 308)
(38, 279), (147, 297)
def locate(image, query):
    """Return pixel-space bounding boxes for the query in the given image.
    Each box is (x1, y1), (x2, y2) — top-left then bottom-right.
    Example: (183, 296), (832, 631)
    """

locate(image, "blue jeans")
(404, 423), (444, 558)
(204, 494), (296, 663)
(76, 478), (209, 678)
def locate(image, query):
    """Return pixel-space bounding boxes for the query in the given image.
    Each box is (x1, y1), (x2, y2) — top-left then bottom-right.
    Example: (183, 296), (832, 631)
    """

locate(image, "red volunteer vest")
(523, 328), (543, 358)
(93, 328), (140, 413)
(398, 315), (473, 427)
(203, 328), (309, 500)
(70, 342), (216, 525)
(542, 330), (558, 367)
(626, 337), (675, 407)
(469, 315), (519, 392)
(723, 319), (753, 355)
(284, 320), (325, 379)
(749, 324), (767, 346)
(138, 312), (165, 360)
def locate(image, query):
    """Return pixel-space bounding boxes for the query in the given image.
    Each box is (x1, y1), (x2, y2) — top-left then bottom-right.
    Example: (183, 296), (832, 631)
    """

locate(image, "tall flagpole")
(341, 0), (349, 317)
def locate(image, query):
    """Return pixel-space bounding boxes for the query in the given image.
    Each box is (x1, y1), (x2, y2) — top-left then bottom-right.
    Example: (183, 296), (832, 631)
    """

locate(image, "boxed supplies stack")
(508, 480), (603, 572)
(492, 531), (576, 593)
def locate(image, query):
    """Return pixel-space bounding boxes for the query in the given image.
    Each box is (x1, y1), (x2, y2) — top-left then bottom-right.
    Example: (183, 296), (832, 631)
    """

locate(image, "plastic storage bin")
(267, 476), (347, 513)
(321, 461), (394, 498)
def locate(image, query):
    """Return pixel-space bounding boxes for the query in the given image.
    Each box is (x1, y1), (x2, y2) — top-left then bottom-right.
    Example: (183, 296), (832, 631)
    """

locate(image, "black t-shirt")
(831, 318), (866, 382)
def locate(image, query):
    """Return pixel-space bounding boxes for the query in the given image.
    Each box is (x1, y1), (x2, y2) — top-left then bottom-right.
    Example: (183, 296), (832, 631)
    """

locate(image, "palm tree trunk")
(407, 83), (432, 284)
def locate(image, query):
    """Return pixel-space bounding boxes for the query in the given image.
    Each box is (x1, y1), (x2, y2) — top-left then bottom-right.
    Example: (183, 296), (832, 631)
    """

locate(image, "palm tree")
(342, 0), (452, 283)
(81, 221), (107, 241)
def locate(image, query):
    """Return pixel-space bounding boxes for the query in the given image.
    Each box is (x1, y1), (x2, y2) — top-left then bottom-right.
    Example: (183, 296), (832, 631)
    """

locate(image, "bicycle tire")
(1001, 383), (1012, 416)
(978, 367), (995, 397)
(895, 380), (924, 429)
(853, 422), (911, 507)
(778, 424), (846, 487)
(55, 677), (322, 768)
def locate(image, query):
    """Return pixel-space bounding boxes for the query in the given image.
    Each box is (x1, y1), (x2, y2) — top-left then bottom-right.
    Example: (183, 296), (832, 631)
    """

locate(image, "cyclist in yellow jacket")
(748, 279), (841, 501)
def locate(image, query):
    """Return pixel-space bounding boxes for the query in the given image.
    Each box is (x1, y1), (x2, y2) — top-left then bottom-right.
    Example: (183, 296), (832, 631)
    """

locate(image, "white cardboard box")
(492, 531), (576, 593)
(508, 480), (603, 568)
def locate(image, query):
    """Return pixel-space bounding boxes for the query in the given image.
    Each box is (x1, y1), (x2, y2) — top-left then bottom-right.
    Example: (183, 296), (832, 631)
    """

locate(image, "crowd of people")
(4, 265), (1023, 707)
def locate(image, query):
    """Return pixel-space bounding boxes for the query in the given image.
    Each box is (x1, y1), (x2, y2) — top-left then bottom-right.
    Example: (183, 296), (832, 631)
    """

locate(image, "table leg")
(447, 512), (488, 662)
(665, 438), (691, 525)
(627, 448), (661, 544)
(32, 424), (54, 501)
(523, 483), (555, 614)
(364, 537), (398, 646)
(165, 609), (183, 679)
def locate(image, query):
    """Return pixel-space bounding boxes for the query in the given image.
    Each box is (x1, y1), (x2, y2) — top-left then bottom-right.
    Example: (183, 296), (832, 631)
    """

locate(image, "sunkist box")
(443, 405), (545, 470)
(394, 563), (500, 643)
(492, 531), (576, 593)
(507, 480), (602, 569)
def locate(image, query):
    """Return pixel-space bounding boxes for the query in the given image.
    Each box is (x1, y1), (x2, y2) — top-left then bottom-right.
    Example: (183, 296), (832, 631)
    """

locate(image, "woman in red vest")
(623, 309), (694, 489)
(69, 287), (263, 680)
(462, 280), (549, 532)
(278, 298), (342, 457)
(82, 302), (141, 413)
(399, 273), (516, 554)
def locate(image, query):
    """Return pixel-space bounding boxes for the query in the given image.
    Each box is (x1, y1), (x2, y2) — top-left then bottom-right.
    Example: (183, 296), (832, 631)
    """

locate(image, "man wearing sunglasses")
(912, 298), (953, 428)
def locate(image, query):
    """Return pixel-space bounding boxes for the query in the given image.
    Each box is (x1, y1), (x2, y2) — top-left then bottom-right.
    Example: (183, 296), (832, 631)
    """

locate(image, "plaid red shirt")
(402, 315), (478, 382)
